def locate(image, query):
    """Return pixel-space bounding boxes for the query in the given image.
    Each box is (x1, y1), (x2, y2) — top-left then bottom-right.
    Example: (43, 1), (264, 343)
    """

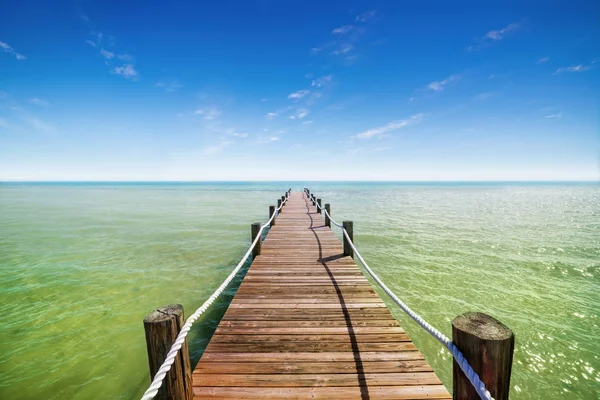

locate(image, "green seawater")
(0, 182), (598, 399)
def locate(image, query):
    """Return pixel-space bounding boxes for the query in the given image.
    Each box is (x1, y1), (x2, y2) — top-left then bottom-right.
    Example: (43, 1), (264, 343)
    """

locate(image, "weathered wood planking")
(192, 192), (450, 399)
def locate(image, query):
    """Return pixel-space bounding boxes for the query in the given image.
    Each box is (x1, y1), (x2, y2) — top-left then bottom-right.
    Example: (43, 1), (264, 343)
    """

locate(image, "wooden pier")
(191, 191), (450, 399)
(142, 190), (515, 400)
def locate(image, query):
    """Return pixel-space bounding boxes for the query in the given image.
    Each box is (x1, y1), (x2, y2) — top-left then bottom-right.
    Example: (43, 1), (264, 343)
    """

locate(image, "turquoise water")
(0, 182), (598, 399)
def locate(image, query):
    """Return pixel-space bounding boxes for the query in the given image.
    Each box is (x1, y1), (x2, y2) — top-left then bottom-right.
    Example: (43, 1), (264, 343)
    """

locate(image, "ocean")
(0, 182), (598, 399)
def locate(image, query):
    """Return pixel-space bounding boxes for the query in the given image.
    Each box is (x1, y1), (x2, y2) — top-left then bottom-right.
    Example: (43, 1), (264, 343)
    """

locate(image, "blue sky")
(0, 1), (598, 181)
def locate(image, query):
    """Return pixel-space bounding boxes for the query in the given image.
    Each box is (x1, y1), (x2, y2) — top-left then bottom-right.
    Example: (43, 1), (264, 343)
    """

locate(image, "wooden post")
(343, 220), (354, 258)
(251, 222), (262, 257)
(452, 312), (515, 400)
(269, 205), (276, 226)
(277, 198), (282, 209)
(143, 304), (193, 400)
(317, 198), (322, 214)
(324, 204), (331, 227)
(281, 195), (285, 206)
(311, 194), (316, 205)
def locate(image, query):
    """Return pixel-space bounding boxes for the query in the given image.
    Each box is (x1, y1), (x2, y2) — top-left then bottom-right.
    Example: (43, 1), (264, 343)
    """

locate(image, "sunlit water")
(0, 182), (598, 399)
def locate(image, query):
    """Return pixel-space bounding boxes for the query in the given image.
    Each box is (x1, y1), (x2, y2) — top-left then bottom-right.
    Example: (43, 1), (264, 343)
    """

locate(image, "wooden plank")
(193, 386), (452, 399)
(192, 191), (450, 399)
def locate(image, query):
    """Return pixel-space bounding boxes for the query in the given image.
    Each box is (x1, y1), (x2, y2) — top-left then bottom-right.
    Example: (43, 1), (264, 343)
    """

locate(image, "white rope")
(307, 189), (493, 400)
(140, 194), (288, 400)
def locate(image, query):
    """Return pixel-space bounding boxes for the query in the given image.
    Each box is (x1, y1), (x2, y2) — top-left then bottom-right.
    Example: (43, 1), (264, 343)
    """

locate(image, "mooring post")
(143, 304), (193, 400)
(452, 312), (515, 400)
(324, 204), (331, 227)
(281, 195), (285, 206)
(311, 194), (316, 205)
(251, 222), (262, 257)
(342, 220), (354, 258)
(317, 198), (322, 213)
(269, 205), (276, 226)
(277, 198), (282, 209)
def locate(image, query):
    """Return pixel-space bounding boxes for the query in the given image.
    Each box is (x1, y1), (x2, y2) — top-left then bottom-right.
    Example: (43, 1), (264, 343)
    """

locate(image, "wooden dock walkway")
(191, 191), (451, 399)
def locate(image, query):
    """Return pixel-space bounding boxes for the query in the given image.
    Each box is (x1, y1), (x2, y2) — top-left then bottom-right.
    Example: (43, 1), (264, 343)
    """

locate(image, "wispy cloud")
(195, 108), (221, 120)
(29, 98), (50, 107)
(311, 75), (333, 88)
(554, 64), (591, 74)
(355, 113), (423, 140)
(0, 40), (26, 60)
(156, 79), (182, 92)
(269, 137), (279, 141)
(332, 44), (353, 55)
(100, 49), (114, 60)
(473, 92), (493, 101)
(544, 113), (562, 119)
(110, 64), (139, 80)
(288, 89), (310, 99)
(538, 56), (550, 64)
(266, 112), (278, 120)
(468, 21), (522, 51)
(202, 140), (232, 155)
(290, 109), (310, 120)
(427, 75), (460, 91)
(356, 10), (376, 23)
(332, 25), (354, 35)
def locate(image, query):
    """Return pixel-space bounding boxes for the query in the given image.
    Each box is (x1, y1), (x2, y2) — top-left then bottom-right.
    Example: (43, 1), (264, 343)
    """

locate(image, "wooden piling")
(342, 220), (354, 258)
(269, 205), (275, 226)
(324, 203), (331, 227)
(317, 198), (322, 214)
(277, 198), (282, 209)
(251, 223), (262, 257)
(281, 195), (285, 206)
(452, 312), (515, 400)
(143, 304), (193, 400)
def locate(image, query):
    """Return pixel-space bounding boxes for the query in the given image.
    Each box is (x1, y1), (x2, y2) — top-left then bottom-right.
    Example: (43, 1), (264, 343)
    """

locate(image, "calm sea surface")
(0, 182), (598, 399)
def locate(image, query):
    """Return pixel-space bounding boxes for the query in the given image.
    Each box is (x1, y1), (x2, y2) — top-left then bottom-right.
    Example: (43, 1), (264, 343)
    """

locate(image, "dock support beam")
(317, 198), (322, 213)
(269, 205), (276, 226)
(343, 220), (354, 258)
(277, 199), (282, 209)
(251, 222), (262, 257)
(281, 195), (285, 206)
(452, 312), (514, 400)
(324, 204), (331, 227)
(143, 304), (193, 400)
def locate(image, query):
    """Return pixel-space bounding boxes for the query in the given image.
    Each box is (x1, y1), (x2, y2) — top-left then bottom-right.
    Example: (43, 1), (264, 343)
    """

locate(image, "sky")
(0, 1), (598, 181)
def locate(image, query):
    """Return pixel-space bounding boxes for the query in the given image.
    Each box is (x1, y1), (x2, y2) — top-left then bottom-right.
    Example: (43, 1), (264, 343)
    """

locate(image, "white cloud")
(85, 40), (97, 47)
(29, 98), (50, 107)
(427, 75), (460, 91)
(232, 132), (248, 138)
(266, 112), (278, 119)
(100, 49), (114, 59)
(117, 53), (134, 62)
(332, 25), (354, 35)
(485, 23), (520, 41)
(544, 113), (562, 119)
(156, 79), (182, 92)
(355, 113), (423, 139)
(554, 65), (591, 74)
(356, 10), (376, 23)
(311, 75), (333, 88)
(202, 140), (232, 155)
(0, 40), (26, 60)
(302, 120), (313, 125)
(473, 92), (492, 101)
(288, 89), (310, 99)
(111, 64), (139, 80)
(269, 137), (279, 141)
(538, 56), (550, 64)
(468, 22), (521, 51)
(194, 108), (221, 120)
(297, 109), (310, 119)
(332, 44), (353, 55)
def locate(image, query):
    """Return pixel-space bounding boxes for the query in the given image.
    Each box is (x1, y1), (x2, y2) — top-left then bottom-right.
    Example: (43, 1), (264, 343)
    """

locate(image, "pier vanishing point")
(141, 189), (515, 400)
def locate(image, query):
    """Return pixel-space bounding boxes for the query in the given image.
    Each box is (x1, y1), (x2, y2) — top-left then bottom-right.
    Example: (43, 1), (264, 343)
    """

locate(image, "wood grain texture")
(192, 192), (450, 399)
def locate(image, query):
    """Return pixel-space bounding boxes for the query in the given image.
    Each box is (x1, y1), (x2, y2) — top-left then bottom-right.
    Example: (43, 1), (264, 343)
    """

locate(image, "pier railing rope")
(306, 189), (494, 400)
(140, 193), (289, 400)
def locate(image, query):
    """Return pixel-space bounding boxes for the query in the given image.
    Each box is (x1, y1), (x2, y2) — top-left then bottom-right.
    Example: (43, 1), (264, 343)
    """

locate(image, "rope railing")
(304, 189), (494, 400)
(140, 193), (289, 400)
